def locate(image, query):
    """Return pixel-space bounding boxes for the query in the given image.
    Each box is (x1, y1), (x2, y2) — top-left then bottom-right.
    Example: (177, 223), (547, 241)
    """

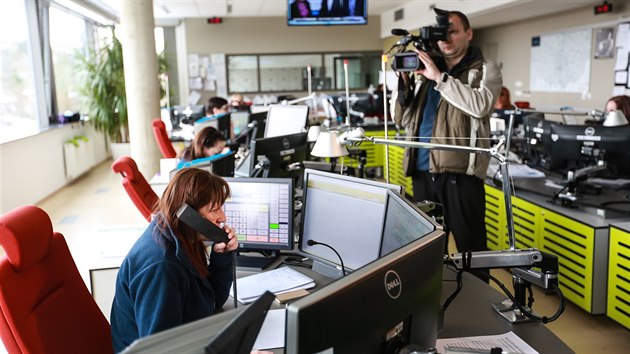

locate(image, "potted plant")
(77, 27), (168, 158)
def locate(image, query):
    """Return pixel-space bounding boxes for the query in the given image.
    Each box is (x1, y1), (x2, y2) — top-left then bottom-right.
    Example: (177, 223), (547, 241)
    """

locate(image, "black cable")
(306, 239), (346, 276)
(441, 268), (464, 312)
(231, 252), (238, 309)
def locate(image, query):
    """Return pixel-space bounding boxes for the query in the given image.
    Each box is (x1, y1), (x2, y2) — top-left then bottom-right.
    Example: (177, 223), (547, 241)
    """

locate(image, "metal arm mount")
(559, 160), (607, 205)
(252, 157), (270, 178)
(341, 128), (564, 323)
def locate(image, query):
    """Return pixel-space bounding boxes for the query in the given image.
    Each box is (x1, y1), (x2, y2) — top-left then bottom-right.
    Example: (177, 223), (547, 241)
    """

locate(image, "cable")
(231, 252), (238, 308)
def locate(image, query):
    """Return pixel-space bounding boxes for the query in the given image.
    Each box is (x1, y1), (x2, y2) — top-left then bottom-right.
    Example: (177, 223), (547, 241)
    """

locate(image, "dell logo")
(584, 127), (595, 136)
(282, 138), (290, 149)
(384, 270), (402, 299)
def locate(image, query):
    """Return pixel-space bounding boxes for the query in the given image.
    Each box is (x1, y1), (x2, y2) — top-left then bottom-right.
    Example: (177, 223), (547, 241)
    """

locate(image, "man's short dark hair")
(206, 96), (228, 115)
(449, 11), (470, 31)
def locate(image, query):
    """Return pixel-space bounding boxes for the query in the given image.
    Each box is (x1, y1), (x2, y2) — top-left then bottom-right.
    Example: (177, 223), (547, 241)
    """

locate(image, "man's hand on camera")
(415, 50), (441, 82)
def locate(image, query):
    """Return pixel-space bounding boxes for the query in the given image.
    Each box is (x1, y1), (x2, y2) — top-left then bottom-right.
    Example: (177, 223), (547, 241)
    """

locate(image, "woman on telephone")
(110, 168), (238, 351)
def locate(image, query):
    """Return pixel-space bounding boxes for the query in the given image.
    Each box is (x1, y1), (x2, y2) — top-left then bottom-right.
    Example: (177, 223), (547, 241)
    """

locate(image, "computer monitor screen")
(248, 111), (267, 140)
(248, 133), (308, 180)
(548, 123), (630, 177)
(223, 177), (294, 267)
(264, 105), (309, 138)
(287, 0), (368, 26)
(380, 189), (437, 257)
(231, 111), (250, 136)
(170, 151), (235, 179)
(285, 229), (446, 354)
(194, 113), (231, 142)
(299, 169), (403, 277)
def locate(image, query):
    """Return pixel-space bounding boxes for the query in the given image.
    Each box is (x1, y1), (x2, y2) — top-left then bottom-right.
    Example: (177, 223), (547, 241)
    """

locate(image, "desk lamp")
(603, 110), (628, 126)
(340, 127), (565, 324)
(310, 131), (348, 173)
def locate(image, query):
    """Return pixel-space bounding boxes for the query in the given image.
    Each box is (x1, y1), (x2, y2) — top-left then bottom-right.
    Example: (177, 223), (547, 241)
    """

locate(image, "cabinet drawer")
(607, 227), (630, 330)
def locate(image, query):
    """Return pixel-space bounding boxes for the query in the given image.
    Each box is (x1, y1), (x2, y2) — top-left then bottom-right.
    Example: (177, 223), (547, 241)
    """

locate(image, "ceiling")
(88, 0), (603, 30)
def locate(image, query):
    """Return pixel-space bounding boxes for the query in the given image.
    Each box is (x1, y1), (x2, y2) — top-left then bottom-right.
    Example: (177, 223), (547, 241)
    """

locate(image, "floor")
(2, 158), (629, 353)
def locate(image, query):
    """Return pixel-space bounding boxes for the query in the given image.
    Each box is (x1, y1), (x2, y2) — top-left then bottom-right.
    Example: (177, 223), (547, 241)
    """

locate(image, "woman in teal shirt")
(110, 168), (238, 351)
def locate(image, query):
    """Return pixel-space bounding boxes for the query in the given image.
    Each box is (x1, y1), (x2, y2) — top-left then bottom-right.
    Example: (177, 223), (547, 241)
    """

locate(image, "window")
(226, 52), (380, 94)
(0, 0), (39, 140)
(49, 6), (88, 114)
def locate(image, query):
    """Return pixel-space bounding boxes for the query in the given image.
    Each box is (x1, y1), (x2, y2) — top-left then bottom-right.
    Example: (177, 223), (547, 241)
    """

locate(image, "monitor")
(249, 111), (268, 140)
(244, 133), (308, 180)
(194, 112), (231, 142)
(548, 123), (630, 177)
(170, 151), (236, 179)
(299, 169), (404, 278)
(231, 111), (250, 137)
(287, 0), (367, 26)
(490, 109), (524, 129)
(285, 229), (446, 354)
(522, 113), (551, 166)
(120, 291), (275, 354)
(223, 177), (294, 268)
(264, 104), (309, 138)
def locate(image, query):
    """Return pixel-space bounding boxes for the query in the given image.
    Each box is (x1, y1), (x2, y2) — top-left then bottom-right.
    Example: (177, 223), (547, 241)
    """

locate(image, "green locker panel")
(484, 185), (505, 251)
(506, 197), (540, 250)
(342, 130), (384, 169)
(539, 209), (595, 312)
(383, 145), (414, 198)
(607, 227), (630, 330)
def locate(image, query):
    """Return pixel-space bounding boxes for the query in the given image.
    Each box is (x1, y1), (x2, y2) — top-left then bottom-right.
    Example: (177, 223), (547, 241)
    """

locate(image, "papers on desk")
(487, 163), (546, 179)
(437, 331), (539, 354)
(230, 267), (315, 304)
(252, 309), (286, 350)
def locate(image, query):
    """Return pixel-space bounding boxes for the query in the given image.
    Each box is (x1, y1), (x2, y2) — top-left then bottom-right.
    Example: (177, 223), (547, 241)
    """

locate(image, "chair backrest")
(111, 156), (159, 222)
(152, 118), (177, 158)
(0, 206), (113, 354)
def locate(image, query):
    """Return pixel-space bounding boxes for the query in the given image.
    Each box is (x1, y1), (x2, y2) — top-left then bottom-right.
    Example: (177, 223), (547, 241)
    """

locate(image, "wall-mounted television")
(287, 0), (367, 26)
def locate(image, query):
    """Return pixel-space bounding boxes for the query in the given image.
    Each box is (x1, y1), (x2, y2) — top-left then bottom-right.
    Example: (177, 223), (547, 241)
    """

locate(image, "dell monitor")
(240, 133), (308, 181)
(264, 104), (309, 138)
(287, 0), (368, 26)
(170, 151), (236, 179)
(299, 169), (404, 278)
(223, 177), (294, 268)
(230, 111), (250, 137)
(285, 228), (446, 354)
(548, 123), (630, 177)
(522, 113), (551, 166)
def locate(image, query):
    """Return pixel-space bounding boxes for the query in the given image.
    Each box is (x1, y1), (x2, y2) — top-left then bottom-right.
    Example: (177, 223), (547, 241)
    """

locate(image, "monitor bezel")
(286, 0), (368, 27)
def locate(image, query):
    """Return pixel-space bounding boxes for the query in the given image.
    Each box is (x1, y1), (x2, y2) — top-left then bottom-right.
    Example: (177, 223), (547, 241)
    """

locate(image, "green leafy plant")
(77, 27), (168, 144)
(77, 27), (128, 143)
(65, 135), (90, 148)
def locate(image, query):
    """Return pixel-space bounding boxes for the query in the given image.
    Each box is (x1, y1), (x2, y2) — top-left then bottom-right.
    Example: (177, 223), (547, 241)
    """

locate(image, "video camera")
(390, 8), (450, 72)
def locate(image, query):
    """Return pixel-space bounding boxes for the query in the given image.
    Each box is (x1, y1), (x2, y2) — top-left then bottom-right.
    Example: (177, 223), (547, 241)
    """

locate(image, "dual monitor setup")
(515, 113), (630, 178)
(126, 168), (445, 353)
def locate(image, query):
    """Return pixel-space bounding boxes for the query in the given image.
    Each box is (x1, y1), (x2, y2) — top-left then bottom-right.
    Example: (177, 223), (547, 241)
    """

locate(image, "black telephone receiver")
(176, 203), (230, 244)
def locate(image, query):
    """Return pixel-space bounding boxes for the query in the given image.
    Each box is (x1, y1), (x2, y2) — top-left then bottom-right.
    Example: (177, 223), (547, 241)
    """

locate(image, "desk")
(440, 268), (574, 353)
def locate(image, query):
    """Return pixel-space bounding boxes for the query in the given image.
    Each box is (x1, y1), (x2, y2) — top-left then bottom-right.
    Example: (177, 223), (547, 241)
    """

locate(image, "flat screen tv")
(287, 0), (367, 26)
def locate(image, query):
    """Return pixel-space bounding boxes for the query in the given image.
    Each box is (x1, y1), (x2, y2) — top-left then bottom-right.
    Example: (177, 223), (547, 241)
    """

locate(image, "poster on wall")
(530, 28), (591, 93)
(594, 27), (614, 59)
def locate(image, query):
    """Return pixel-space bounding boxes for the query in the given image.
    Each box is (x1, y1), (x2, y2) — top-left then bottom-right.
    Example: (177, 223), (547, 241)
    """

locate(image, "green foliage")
(77, 27), (128, 143)
(65, 135), (89, 148)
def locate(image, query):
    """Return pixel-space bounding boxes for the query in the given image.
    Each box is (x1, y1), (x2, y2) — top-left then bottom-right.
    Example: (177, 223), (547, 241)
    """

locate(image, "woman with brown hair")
(110, 168), (238, 351)
(177, 126), (227, 162)
(605, 95), (630, 120)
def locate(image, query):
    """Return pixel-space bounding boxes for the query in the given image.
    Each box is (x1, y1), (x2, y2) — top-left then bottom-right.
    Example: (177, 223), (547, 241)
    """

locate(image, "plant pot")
(110, 142), (131, 160)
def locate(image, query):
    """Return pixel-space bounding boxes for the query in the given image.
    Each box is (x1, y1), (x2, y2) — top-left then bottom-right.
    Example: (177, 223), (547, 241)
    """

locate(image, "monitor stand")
(235, 250), (279, 269)
(311, 259), (345, 279)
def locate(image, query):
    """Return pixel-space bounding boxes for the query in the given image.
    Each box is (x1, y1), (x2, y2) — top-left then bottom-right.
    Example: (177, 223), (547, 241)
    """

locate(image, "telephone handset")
(176, 203), (230, 244)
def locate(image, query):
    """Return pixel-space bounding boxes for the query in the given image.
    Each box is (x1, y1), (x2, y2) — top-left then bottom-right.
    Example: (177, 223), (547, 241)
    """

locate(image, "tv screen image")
(287, 0), (367, 26)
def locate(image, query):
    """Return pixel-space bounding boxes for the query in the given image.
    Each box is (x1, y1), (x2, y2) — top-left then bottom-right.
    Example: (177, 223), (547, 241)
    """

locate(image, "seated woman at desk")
(177, 126), (227, 162)
(605, 95), (630, 119)
(110, 168), (239, 351)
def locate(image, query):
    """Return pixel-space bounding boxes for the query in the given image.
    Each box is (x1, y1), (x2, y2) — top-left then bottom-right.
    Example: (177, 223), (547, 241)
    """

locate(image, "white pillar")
(119, 0), (161, 177)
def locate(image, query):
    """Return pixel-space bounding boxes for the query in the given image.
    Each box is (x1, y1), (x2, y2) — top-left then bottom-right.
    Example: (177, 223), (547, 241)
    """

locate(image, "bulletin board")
(530, 28), (592, 93)
(612, 22), (630, 95)
(187, 53), (227, 105)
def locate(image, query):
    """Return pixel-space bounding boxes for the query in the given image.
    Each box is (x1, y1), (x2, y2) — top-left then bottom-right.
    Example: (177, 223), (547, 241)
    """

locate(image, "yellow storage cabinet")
(607, 224), (630, 330)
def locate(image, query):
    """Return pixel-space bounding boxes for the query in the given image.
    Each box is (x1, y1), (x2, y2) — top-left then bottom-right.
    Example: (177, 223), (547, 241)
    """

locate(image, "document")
(437, 331), (539, 354)
(230, 266), (315, 304)
(253, 309), (286, 350)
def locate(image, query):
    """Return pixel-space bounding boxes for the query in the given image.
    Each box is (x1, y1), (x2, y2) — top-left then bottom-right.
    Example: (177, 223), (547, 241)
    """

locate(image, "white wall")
(473, 5), (630, 113)
(0, 122), (108, 214)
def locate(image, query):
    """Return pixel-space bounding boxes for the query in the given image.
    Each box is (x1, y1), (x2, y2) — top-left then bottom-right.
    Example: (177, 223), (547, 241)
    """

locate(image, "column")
(119, 0), (161, 177)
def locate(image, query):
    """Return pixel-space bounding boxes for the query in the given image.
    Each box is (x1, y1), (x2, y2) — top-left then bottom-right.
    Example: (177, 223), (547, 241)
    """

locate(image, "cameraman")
(392, 11), (502, 282)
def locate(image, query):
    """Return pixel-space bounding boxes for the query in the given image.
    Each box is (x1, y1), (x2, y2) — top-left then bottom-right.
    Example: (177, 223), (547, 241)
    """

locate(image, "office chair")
(111, 156), (159, 222)
(152, 118), (177, 158)
(0, 205), (113, 354)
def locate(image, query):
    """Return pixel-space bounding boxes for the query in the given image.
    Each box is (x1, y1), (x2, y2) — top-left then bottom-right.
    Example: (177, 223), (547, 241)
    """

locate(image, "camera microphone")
(391, 28), (409, 36)
(306, 239), (346, 276)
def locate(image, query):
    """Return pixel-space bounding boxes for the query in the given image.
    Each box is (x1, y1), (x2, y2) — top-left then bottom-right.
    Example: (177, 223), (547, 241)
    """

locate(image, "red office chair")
(0, 205), (113, 354)
(111, 156), (159, 222)
(152, 118), (177, 158)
